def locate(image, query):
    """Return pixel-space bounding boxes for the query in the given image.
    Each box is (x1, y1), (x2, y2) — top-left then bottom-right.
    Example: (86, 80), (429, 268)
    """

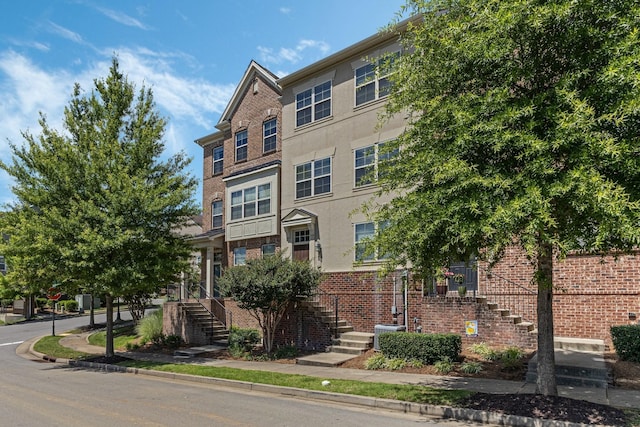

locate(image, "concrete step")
(173, 343), (227, 359)
(554, 336), (606, 352)
(332, 339), (371, 349)
(296, 352), (358, 367)
(330, 345), (366, 355)
(339, 331), (374, 342)
(526, 348), (610, 389)
(518, 322), (535, 332)
(335, 325), (354, 334)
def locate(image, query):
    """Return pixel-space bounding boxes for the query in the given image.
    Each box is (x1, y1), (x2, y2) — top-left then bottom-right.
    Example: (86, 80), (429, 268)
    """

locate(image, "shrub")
(136, 308), (164, 345)
(379, 332), (461, 364)
(460, 361), (483, 374)
(36, 298), (48, 309)
(434, 358), (454, 374)
(500, 346), (525, 370)
(59, 300), (78, 312)
(162, 334), (183, 349)
(386, 358), (407, 370)
(469, 342), (490, 356)
(408, 359), (424, 369)
(274, 345), (298, 359)
(365, 353), (387, 370)
(611, 325), (640, 362)
(228, 327), (260, 358)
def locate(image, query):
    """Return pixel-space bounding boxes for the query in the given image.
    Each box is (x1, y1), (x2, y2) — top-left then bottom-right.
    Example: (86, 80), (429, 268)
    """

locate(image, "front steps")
(300, 299), (355, 336)
(180, 302), (229, 344)
(476, 296), (536, 335)
(297, 331), (374, 367)
(526, 337), (610, 389)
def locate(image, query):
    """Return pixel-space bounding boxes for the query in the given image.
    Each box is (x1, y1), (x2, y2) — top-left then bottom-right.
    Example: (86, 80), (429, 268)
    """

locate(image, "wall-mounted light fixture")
(315, 241), (322, 261)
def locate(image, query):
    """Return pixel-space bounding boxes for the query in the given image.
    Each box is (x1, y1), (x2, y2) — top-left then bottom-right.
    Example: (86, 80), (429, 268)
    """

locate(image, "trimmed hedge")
(59, 299), (78, 312)
(379, 332), (461, 364)
(611, 325), (640, 362)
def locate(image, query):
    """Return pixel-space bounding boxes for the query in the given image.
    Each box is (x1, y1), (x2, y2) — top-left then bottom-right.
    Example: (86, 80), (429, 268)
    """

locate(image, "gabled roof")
(217, 60), (281, 131)
(282, 208), (317, 228)
(194, 61), (280, 147)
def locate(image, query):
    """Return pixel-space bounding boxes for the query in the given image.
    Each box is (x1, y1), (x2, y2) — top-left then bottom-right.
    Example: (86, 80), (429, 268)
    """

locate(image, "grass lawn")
(32, 331), (470, 407)
(118, 360), (471, 406)
(33, 335), (89, 360)
(87, 325), (137, 350)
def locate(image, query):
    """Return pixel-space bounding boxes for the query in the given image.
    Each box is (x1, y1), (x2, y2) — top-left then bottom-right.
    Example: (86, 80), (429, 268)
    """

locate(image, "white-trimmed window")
(263, 118), (277, 153)
(230, 183), (271, 220)
(235, 130), (248, 162)
(212, 200), (223, 229)
(213, 146), (224, 175)
(295, 157), (331, 199)
(354, 142), (398, 187)
(296, 80), (332, 127)
(355, 52), (399, 106)
(262, 243), (276, 257)
(234, 247), (246, 266)
(354, 222), (389, 262)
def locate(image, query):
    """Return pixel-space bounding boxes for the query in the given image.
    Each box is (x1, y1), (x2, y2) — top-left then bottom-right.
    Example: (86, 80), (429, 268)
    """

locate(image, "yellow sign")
(465, 320), (478, 337)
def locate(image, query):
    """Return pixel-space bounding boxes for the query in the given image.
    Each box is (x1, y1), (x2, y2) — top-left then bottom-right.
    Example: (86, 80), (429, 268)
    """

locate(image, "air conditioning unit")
(373, 324), (405, 351)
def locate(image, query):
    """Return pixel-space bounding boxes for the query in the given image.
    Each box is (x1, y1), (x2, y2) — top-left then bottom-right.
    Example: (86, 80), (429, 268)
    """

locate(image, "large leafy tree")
(364, 0), (640, 396)
(219, 253), (322, 354)
(0, 58), (198, 356)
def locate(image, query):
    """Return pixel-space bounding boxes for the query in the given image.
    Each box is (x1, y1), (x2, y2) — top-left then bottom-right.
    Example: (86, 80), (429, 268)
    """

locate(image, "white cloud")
(0, 47), (232, 204)
(0, 50), (72, 139)
(7, 38), (50, 52)
(279, 7), (291, 14)
(96, 6), (149, 30)
(48, 21), (84, 44)
(257, 39), (331, 65)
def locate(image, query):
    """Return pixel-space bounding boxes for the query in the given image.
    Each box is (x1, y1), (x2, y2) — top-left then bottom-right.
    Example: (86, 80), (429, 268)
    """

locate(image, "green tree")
(364, 0), (640, 396)
(0, 58), (198, 356)
(219, 253), (322, 354)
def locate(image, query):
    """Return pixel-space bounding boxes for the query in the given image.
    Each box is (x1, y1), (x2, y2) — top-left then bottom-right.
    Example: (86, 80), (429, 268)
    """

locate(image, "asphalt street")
(1, 314), (478, 427)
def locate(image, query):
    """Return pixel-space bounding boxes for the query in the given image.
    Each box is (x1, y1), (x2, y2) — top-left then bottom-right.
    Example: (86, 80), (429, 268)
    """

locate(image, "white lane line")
(0, 341), (24, 347)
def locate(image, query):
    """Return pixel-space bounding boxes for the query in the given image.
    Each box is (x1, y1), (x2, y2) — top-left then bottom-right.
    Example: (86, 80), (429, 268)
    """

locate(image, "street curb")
(59, 357), (604, 427)
(21, 336), (611, 427)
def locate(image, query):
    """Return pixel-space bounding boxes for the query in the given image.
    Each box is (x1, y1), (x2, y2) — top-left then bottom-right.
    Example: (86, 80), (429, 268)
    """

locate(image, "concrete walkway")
(22, 332), (640, 425)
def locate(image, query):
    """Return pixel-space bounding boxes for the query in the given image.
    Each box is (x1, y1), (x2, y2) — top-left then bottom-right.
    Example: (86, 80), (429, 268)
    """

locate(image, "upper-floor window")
(234, 247), (246, 266)
(0, 255), (5, 272)
(212, 200), (223, 229)
(355, 52), (399, 106)
(354, 221), (389, 262)
(230, 183), (271, 220)
(235, 130), (248, 162)
(213, 146), (224, 175)
(354, 142), (398, 187)
(263, 118), (277, 153)
(295, 157), (331, 199)
(296, 81), (332, 127)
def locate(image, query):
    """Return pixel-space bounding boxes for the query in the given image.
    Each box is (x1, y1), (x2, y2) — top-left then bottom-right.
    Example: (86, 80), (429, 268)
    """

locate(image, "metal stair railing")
(184, 282), (232, 336)
(478, 266), (538, 326)
(306, 288), (339, 338)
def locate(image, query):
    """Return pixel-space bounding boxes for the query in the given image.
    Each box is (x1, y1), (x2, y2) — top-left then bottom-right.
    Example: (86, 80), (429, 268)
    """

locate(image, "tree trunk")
(89, 293), (95, 328)
(105, 293), (114, 358)
(536, 242), (557, 396)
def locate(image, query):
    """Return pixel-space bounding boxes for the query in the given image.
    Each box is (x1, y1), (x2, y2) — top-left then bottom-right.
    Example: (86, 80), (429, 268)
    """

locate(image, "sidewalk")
(25, 332), (640, 419)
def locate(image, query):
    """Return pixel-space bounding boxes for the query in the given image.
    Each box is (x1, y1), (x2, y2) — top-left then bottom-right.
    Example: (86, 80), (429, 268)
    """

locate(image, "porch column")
(205, 246), (213, 298)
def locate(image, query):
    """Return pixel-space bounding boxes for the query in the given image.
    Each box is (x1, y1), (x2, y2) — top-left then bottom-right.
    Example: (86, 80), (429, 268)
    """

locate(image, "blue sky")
(0, 0), (408, 208)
